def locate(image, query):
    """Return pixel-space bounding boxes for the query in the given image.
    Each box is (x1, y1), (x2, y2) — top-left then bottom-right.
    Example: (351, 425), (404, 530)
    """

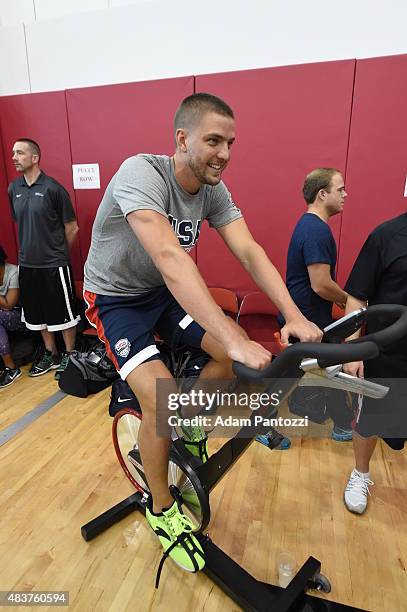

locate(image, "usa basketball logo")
(115, 338), (131, 358)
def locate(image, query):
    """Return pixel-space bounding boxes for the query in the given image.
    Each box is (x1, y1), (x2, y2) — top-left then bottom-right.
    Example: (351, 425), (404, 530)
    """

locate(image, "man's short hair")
(174, 93), (234, 135)
(302, 168), (341, 204)
(15, 138), (41, 161)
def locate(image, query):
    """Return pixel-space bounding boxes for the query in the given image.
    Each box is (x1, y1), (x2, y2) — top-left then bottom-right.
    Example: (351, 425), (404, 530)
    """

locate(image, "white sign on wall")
(72, 163), (100, 189)
(404, 174), (407, 197)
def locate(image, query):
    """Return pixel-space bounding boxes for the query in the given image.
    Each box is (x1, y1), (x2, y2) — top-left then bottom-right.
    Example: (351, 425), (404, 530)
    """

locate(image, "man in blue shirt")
(282, 168), (352, 440)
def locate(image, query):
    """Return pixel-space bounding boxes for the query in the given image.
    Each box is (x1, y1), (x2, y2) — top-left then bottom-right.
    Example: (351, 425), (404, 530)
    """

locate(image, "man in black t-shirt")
(343, 212), (407, 514)
(9, 138), (80, 379)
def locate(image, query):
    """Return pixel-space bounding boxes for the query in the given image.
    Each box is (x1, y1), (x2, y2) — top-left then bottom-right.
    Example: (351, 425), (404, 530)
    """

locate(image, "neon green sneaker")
(177, 409), (209, 462)
(146, 500), (205, 587)
(183, 437), (209, 462)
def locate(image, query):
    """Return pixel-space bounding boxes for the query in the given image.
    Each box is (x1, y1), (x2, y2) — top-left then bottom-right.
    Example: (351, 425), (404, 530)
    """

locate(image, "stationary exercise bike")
(81, 304), (407, 612)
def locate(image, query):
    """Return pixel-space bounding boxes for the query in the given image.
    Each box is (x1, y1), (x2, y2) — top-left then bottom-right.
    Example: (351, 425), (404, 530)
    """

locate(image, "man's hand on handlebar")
(280, 317), (323, 345)
(343, 360), (364, 378)
(227, 336), (272, 370)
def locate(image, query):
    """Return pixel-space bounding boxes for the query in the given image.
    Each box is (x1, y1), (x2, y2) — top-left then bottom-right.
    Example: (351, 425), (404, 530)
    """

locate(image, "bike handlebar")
(233, 304), (407, 381)
(358, 304), (407, 348)
(233, 340), (379, 381)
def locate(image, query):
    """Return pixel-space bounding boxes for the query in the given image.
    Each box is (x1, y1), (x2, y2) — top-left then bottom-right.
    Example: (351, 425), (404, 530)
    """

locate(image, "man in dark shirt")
(9, 138), (79, 379)
(343, 213), (407, 514)
(281, 168), (352, 440)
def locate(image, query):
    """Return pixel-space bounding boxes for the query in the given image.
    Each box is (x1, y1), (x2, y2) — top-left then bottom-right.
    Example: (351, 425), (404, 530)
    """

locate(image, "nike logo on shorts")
(117, 397), (132, 403)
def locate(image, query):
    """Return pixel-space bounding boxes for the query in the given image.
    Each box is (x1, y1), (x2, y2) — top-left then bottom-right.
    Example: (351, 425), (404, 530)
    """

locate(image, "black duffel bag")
(59, 344), (119, 398)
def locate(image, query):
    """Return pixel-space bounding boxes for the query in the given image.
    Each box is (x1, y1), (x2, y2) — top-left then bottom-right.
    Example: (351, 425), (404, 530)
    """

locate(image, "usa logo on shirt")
(168, 215), (202, 248)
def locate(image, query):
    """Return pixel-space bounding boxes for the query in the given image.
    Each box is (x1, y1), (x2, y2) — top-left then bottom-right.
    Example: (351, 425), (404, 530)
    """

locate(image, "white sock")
(354, 468), (370, 479)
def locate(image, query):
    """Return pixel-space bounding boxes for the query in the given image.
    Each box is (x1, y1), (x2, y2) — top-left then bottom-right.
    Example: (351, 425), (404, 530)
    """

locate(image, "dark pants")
(289, 385), (353, 429)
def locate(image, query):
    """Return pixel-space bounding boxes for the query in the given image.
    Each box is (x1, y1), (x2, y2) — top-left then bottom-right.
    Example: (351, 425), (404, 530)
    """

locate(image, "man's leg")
(344, 432), (377, 514)
(126, 357), (205, 574)
(1, 352), (15, 369)
(200, 330), (236, 379)
(172, 329), (238, 459)
(27, 329), (61, 377)
(47, 264), (79, 380)
(126, 358), (174, 512)
(182, 328), (290, 452)
(53, 324), (78, 380)
(18, 267), (59, 375)
(41, 329), (58, 354)
(62, 325), (77, 352)
(327, 389), (353, 442)
(199, 321), (256, 378)
(181, 329), (240, 414)
(207, 326), (291, 451)
(353, 432), (377, 473)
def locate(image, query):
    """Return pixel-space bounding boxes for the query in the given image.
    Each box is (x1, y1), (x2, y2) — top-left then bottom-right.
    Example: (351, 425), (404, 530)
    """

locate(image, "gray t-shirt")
(0, 263), (19, 297)
(84, 155), (242, 296)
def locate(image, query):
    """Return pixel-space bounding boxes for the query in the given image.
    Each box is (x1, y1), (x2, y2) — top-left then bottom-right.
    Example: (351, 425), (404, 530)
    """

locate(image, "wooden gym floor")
(0, 366), (406, 612)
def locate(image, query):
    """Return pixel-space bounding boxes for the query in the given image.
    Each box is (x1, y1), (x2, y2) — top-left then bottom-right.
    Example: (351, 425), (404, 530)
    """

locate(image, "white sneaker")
(344, 469), (374, 514)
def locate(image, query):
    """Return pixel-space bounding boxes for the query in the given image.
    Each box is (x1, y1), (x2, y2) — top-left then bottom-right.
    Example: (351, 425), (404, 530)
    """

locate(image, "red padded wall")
(195, 60), (355, 295)
(0, 133), (18, 263)
(0, 92), (82, 278)
(65, 77), (194, 268)
(337, 54), (407, 286)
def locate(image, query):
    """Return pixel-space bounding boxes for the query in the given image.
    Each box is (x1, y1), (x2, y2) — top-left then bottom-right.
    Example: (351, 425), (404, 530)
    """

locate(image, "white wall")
(0, 0), (406, 95)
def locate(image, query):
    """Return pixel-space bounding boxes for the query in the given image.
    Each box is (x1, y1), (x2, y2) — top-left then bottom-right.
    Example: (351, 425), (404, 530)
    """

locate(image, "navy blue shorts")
(84, 286), (205, 380)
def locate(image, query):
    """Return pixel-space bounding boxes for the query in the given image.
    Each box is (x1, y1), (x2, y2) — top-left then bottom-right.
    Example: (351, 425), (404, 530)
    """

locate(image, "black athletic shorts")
(84, 286), (206, 380)
(19, 265), (79, 332)
(354, 354), (407, 450)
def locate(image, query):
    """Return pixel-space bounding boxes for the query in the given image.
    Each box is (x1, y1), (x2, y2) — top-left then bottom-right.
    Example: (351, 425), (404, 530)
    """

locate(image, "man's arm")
(127, 210), (271, 369)
(216, 219), (322, 343)
(0, 288), (19, 310)
(342, 294), (367, 377)
(64, 220), (79, 250)
(308, 263), (348, 308)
